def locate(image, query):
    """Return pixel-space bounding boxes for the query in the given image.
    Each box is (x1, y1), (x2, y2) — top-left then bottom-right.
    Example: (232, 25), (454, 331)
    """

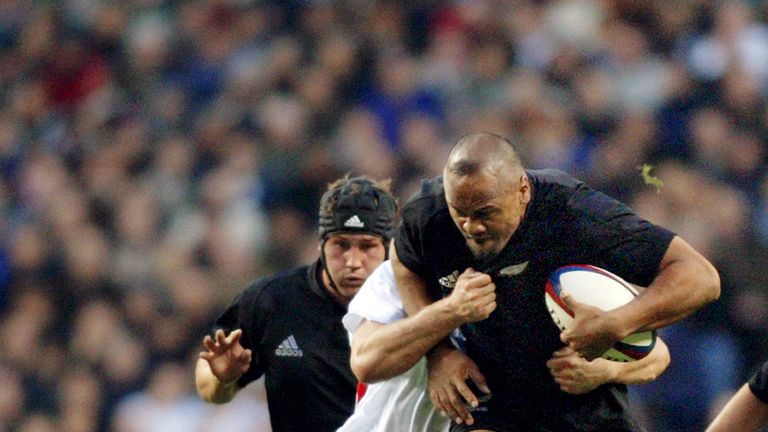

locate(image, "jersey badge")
(499, 261), (529, 277)
(275, 335), (304, 357)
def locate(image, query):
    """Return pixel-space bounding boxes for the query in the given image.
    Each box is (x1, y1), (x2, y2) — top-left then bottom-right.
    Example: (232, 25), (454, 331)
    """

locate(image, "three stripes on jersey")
(275, 335), (304, 357)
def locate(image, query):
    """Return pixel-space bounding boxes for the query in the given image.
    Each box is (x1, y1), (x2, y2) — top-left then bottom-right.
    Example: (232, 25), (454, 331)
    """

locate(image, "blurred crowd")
(1, 0), (768, 431)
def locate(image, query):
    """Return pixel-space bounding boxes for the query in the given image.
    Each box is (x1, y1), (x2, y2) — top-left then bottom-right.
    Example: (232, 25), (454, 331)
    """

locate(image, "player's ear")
(519, 174), (531, 204)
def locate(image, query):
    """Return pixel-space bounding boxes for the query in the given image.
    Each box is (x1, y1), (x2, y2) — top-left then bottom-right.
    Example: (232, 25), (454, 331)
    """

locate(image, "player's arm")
(392, 243), (434, 316)
(390, 244), (493, 427)
(547, 337), (670, 395)
(625, 236), (720, 330)
(563, 236), (720, 359)
(706, 384), (768, 432)
(195, 329), (252, 404)
(350, 284), (491, 383)
(354, 247), (495, 382)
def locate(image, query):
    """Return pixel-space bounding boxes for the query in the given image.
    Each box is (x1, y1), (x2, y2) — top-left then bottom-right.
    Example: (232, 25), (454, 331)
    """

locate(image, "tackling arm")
(350, 306), (463, 383)
(609, 336), (671, 385)
(353, 248), (496, 382)
(548, 337), (671, 395)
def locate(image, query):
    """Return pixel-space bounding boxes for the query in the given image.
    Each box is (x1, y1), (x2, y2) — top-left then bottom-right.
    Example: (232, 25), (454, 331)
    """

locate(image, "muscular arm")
(389, 244), (495, 425)
(608, 336), (670, 385)
(353, 249), (496, 382)
(706, 385), (768, 432)
(350, 314), (460, 383)
(548, 338), (671, 395)
(392, 244), (433, 316)
(563, 236), (720, 359)
(350, 307), (461, 383)
(623, 236), (720, 332)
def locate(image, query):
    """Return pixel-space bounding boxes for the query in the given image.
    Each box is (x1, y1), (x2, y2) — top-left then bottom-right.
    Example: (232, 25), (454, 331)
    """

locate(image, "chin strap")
(319, 239), (338, 290)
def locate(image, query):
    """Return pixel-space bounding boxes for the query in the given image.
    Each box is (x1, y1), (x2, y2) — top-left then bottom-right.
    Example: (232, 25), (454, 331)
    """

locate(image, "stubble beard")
(468, 241), (499, 264)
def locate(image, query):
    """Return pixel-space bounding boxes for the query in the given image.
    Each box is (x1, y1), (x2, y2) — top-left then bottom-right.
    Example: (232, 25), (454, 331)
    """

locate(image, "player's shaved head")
(442, 132), (531, 262)
(445, 132), (523, 184)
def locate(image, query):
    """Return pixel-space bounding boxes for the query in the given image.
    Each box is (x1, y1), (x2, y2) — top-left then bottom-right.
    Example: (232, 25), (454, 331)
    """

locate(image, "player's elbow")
(350, 350), (406, 383)
(681, 251), (721, 306)
(642, 340), (671, 384)
(350, 361), (368, 383)
(698, 260), (721, 304)
(350, 354), (376, 383)
(350, 353), (387, 383)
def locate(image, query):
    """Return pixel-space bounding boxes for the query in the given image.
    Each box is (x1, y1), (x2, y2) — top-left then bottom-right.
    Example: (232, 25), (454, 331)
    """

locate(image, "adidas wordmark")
(275, 335), (304, 357)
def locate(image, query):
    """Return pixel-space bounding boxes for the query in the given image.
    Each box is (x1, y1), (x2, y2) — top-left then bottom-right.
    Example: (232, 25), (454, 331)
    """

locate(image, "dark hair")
(318, 175), (398, 244)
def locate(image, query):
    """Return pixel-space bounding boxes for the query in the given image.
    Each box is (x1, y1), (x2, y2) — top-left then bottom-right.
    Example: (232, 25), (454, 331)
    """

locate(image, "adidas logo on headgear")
(344, 215), (365, 228)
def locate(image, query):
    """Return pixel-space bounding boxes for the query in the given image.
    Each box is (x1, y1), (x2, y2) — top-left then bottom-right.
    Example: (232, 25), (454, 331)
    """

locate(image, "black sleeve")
(394, 215), (429, 277)
(567, 186), (676, 287)
(211, 279), (273, 386)
(393, 181), (437, 277)
(749, 361), (768, 403)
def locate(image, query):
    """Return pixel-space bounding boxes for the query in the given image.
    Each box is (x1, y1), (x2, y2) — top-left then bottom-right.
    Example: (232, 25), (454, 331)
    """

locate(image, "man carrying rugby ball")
(389, 132), (719, 431)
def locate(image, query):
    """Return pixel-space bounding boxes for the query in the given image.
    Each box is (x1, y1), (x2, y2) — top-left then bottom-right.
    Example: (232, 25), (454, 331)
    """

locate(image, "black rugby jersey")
(749, 361), (768, 402)
(212, 260), (356, 432)
(395, 169), (675, 431)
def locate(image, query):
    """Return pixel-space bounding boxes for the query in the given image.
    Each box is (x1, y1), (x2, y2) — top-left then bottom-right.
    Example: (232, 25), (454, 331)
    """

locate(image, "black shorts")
(448, 390), (642, 432)
(449, 407), (558, 432)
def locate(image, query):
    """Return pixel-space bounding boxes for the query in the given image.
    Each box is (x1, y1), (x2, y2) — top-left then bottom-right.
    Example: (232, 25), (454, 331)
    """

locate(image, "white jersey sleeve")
(342, 260), (405, 334)
(337, 260), (450, 432)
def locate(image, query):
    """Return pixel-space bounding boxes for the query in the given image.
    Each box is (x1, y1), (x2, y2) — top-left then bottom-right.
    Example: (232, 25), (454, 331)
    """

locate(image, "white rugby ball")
(545, 264), (656, 362)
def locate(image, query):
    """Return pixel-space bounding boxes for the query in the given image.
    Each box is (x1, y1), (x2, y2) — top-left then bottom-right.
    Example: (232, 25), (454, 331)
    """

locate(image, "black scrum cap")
(318, 177), (397, 244)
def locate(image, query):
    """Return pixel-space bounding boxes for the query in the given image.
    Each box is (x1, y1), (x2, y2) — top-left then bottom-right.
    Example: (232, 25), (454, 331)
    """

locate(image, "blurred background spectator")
(1, 1), (768, 431)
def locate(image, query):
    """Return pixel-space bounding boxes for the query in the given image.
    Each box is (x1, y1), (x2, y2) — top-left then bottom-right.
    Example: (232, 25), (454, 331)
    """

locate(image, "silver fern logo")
(499, 261), (529, 277)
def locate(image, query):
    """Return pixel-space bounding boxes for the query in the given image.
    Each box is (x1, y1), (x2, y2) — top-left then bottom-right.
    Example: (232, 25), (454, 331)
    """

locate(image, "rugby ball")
(545, 265), (656, 362)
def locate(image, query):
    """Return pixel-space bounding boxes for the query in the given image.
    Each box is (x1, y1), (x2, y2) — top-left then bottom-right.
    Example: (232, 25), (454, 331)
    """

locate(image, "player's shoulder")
(400, 176), (447, 223)
(527, 168), (585, 195)
(528, 168), (623, 210)
(524, 168), (586, 213)
(239, 265), (310, 305)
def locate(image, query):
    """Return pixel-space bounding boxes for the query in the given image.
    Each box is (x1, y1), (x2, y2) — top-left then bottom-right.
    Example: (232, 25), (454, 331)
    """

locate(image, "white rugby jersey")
(338, 260), (449, 432)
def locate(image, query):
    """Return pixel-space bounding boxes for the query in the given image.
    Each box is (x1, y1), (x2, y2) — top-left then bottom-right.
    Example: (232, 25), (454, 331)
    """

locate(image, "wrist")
(433, 297), (468, 327)
(594, 358), (618, 383)
(607, 310), (633, 341)
(218, 375), (240, 389)
(427, 341), (455, 364)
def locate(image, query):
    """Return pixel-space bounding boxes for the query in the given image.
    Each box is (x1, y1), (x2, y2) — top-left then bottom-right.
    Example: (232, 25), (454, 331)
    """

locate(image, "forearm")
(351, 298), (462, 382)
(195, 358), (240, 404)
(707, 385), (768, 432)
(603, 338), (670, 385)
(618, 237), (720, 336)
